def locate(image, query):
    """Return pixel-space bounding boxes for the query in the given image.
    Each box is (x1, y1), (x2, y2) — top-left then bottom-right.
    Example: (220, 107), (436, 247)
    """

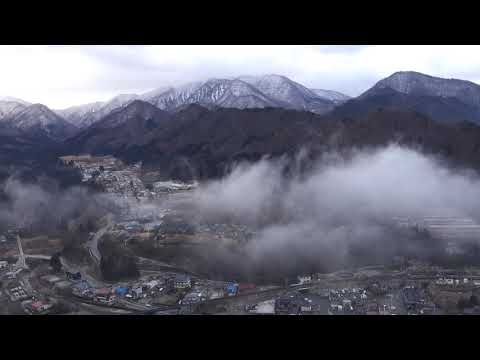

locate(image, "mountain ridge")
(54, 75), (349, 128)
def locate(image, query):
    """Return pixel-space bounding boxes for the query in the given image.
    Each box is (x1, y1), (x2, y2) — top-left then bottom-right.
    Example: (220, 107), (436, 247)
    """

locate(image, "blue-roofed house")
(114, 286), (129, 297)
(226, 283), (239, 296)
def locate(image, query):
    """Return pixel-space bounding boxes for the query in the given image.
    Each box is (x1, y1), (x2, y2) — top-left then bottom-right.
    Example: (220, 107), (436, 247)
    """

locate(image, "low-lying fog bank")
(3, 144), (480, 283)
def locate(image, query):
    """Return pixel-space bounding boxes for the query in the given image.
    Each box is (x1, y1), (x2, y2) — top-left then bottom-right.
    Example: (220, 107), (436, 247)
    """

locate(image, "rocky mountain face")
(238, 74), (336, 112)
(144, 78), (281, 111)
(57, 75), (349, 128)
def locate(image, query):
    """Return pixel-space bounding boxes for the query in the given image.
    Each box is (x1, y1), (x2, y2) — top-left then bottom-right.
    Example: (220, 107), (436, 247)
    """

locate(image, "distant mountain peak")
(0, 100), (27, 120)
(123, 99), (160, 112)
(27, 103), (55, 112)
(94, 99), (169, 129)
(338, 71), (480, 125)
(2, 103), (77, 141)
(0, 96), (31, 106)
(311, 89), (351, 103)
(109, 93), (139, 102)
(57, 74), (349, 128)
(375, 71), (480, 95)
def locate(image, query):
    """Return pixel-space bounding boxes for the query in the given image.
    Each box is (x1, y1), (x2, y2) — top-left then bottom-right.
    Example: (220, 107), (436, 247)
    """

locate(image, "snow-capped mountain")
(93, 99), (169, 129)
(3, 103), (77, 140)
(364, 71), (480, 107)
(57, 94), (139, 129)
(141, 78), (280, 111)
(57, 75), (348, 128)
(311, 89), (351, 103)
(56, 101), (104, 128)
(140, 83), (202, 110)
(141, 75), (347, 114)
(332, 71), (480, 125)
(0, 96), (31, 106)
(0, 100), (28, 119)
(237, 74), (336, 112)
(68, 100), (172, 155)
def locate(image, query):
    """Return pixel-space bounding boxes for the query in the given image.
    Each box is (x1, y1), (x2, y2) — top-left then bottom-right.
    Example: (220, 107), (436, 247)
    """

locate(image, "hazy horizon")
(2, 45), (480, 108)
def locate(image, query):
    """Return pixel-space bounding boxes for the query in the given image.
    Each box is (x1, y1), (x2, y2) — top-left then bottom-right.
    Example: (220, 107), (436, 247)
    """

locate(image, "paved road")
(116, 298), (153, 311)
(12, 254), (52, 260)
(15, 235), (28, 269)
(86, 215), (114, 265)
(27, 254), (51, 260)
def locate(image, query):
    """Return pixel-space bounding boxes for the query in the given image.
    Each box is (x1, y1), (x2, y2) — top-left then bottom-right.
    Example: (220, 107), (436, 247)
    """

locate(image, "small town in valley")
(1, 155), (480, 315)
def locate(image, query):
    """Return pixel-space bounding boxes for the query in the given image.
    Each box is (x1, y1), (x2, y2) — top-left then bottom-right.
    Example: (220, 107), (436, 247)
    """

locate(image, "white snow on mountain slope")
(311, 89), (351, 103)
(0, 101), (28, 120)
(57, 94), (139, 128)
(3, 103), (78, 140)
(7, 104), (68, 128)
(0, 96), (31, 106)
(238, 74), (317, 101)
(371, 71), (480, 107)
(56, 101), (104, 123)
(140, 78), (280, 111)
(93, 100), (168, 129)
(140, 82), (203, 110)
(193, 78), (279, 108)
(53, 74), (346, 128)
(237, 74), (336, 113)
(103, 94), (139, 110)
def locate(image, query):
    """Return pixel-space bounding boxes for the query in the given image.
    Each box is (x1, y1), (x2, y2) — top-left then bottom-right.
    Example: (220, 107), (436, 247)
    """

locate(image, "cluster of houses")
(435, 277), (480, 287)
(328, 287), (368, 314)
(70, 273), (196, 306)
(401, 286), (436, 314)
(1, 263), (25, 280)
(8, 284), (30, 302)
(274, 294), (316, 314)
(51, 265), (258, 311)
(72, 281), (117, 305)
(60, 155), (121, 182)
(61, 155), (154, 199)
(180, 280), (250, 306)
(22, 298), (55, 314)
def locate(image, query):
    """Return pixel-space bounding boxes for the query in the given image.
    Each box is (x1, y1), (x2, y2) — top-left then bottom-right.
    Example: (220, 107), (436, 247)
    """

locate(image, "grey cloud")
(0, 177), (118, 233)
(183, 145), (480, 280)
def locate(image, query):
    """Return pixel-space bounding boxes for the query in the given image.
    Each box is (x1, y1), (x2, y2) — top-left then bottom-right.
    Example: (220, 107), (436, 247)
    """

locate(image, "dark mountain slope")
(331, 86), (480, 125)
(61, 100), (480, 182)
(124, 107), (480, 180)
(0, 123), (68, 182)
(371, 71), (480, 108)
(331, 71), (480, 125)
(66, 100), (172, 155)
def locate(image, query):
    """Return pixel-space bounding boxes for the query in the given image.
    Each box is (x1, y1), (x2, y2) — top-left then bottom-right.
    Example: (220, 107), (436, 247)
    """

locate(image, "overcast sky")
(2, 45), (480, 109)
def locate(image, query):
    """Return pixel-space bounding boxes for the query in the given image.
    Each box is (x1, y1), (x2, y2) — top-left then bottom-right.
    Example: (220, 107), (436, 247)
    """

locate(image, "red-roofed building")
(239, 283), (256, 291)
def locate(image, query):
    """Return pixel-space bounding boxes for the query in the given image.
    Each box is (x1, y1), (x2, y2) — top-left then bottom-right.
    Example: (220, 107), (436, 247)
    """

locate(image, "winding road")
(86, 214), (114, 265)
